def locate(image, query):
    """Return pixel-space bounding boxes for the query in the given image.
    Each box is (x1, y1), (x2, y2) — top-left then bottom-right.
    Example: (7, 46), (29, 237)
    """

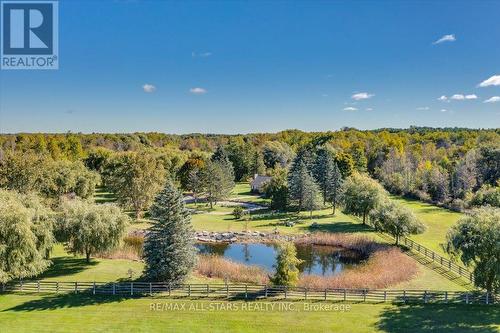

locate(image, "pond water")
(196, 243), (364, 276)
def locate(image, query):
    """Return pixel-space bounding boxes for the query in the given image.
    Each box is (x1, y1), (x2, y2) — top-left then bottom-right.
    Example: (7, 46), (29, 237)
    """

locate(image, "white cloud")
(365, 108), (373, 111)
(142, 84), (156, 93)
(440, 109), (448, 112)
(484, 96), (500, 103)
(190, 87), (207, 95)
(192, 51), (212, 58)
(437, 95), (448, 101)
(416, 106), (430, 110)
(451, 94), (465, 100)
(446, 94), (478, 101)
(343, 107), (358, 111)
(433, 34), (456, 44)
(478, 75), (500, 87)
(351, 92), (374, 101)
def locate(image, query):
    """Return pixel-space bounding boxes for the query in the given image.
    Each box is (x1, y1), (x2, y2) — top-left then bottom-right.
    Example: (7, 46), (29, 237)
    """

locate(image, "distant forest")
(1, 127), (499, 211)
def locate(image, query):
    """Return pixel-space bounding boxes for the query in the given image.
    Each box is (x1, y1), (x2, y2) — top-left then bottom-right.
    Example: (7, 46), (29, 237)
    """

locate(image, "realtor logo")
(1, 0), (58, 69)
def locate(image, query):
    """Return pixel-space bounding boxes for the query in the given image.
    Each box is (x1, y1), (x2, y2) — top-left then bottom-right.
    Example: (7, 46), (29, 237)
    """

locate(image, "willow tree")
(342, 173), (387, 224)
(446, 207), (500, 294)
(0, 190), (54, 283)
(57, 199), (129, 262)
(369, 198), (425, 245)
(143, 181), (197, 284)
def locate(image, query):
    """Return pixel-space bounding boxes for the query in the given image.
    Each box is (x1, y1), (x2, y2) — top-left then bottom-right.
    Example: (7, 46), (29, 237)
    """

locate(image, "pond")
(196, 242), (364, 276)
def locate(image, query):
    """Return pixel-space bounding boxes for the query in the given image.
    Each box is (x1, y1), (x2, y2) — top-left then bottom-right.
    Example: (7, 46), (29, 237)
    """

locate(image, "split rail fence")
(2, 281), (497, 305)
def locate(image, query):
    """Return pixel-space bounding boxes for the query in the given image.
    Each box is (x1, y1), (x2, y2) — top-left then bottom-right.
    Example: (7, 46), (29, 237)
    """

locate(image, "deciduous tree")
(446, 207), (500, 293)
(342, 173), (387, 224)
(57, 199), (129, 263)
(0, 190), (54, 283)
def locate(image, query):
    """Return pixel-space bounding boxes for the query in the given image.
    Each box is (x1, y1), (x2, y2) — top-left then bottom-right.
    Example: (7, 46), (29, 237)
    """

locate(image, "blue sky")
(1, 0), (499, 133)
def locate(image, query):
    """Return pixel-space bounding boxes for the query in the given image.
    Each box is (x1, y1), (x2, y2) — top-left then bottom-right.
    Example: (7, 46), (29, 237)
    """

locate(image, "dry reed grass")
(98, 234), (144, 260)
(296, 233), (418, 289)
(196, 255), (269, 284)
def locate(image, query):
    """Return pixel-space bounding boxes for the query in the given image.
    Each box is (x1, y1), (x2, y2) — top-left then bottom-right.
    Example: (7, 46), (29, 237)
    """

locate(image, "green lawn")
(0, 294), (498, 333)
(391, 196), (462, 258)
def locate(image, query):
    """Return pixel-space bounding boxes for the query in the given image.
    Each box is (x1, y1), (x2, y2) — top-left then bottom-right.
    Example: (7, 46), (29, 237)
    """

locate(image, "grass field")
(391, 196), (462, 258)
(0, 293), (498, 333)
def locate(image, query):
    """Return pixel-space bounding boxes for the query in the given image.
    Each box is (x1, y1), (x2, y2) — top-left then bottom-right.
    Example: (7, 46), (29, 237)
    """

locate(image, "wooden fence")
(2, 281), (497, 305)
(399, 236), (474, 282)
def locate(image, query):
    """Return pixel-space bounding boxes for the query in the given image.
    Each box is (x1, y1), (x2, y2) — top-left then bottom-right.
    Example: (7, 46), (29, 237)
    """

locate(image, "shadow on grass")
(301, 221), (375, 234)
(376, 303), (500, 333)
(94, 187), (117, 203)
(3, 292), (131, 312)
(38, 257), (98, 279)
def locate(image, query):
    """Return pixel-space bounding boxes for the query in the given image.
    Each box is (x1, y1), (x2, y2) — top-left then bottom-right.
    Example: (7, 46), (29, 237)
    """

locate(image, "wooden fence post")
(206, 284), (209, 297)
(168, 284), (171, 297)
(226, 284), (229, 298)
(403, 290), (407, 303)
(423, 291), (427, 303)
(363, 289), (367, 302)
(149, 282), (152, 295)
(264, 285), (268, 298)
(444, 291), (448, 303)
(37, 281), (40, 293)
(465, 293), (469, 305)
(384, 290), (387, 302)
(324, 289), (327, 301)
(245, 285), (248, 299)
(343, 289), (346, 302)
(304, 288), (307, 300)
(486, 292), (489, 305)
(188, 284), (191, 297)
(75, 282), (78, 294)
(284, 287), (287, 300)
(113, 283), (116, 295)
(93, 282), (96, 295)
(56, 282), (59, 293)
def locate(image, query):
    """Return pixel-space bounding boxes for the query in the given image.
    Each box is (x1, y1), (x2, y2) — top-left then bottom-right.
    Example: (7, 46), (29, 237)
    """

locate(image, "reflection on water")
(196, 242), (364, 276)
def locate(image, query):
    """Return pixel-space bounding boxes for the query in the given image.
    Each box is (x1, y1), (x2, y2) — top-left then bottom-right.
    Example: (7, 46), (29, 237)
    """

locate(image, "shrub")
(232, 206), (244, 219)
(270, 242), (302, 287)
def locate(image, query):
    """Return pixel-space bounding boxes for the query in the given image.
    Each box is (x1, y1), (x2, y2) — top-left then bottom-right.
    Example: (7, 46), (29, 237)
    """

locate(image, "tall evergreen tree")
(288, 159), (320, 214)
(143, 181), (197, 283)
(313, 149), (335, 205)
(327, 162), (344, 215)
